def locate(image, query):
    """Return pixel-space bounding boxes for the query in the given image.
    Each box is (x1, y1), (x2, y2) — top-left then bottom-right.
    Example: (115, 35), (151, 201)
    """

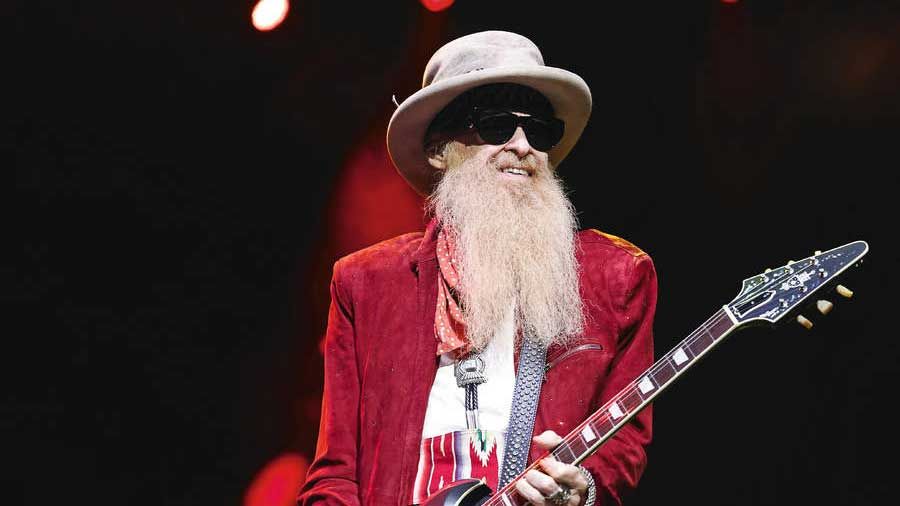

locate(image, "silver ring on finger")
(544, 486), (571, 505)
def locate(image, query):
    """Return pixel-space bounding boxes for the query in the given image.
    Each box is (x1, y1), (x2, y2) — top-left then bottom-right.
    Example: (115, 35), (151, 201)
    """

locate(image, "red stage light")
(252, 0), (290, 31)
(244, 452), (308, 506)
(420, 0), (455, 13)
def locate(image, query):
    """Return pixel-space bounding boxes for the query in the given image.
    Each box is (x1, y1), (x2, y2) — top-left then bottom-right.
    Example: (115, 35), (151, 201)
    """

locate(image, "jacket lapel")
(396, 219), (440, 504)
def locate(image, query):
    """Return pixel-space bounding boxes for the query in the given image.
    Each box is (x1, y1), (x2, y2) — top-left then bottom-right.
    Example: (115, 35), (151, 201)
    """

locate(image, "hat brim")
(386, 65), (592, 196)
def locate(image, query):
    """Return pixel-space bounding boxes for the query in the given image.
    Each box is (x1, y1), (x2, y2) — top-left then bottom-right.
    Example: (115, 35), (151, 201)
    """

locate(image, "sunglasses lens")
(522, 117), (564, 151)
(474, 112), (518, 145)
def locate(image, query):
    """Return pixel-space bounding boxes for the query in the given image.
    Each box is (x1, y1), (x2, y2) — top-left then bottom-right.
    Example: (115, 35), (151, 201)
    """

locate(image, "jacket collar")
(411, 216), (440, 270)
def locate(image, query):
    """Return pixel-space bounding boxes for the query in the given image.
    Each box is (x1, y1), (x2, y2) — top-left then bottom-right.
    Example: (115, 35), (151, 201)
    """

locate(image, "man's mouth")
(500, 167), (532, 177)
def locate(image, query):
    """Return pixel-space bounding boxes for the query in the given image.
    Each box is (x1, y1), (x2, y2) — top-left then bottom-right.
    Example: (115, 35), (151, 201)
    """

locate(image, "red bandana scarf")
(435, 224), (469, 356)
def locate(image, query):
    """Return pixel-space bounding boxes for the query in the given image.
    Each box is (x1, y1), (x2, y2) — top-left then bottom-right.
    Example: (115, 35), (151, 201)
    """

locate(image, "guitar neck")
(485, 307), (738, 506)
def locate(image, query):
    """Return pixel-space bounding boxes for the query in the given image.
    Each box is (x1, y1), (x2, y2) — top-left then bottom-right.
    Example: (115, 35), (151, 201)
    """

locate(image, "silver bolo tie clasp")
(454, 354), (487, 429)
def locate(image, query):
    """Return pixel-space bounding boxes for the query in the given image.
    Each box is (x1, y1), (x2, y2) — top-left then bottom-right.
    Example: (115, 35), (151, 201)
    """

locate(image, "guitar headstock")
(726, 240), (868, 328)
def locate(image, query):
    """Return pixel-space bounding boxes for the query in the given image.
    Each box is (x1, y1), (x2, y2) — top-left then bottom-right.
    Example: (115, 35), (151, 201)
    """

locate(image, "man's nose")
(502, 126), (533, 156)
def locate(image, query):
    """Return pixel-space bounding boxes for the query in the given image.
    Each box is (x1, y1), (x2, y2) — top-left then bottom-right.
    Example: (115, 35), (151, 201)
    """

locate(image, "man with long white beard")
(299, 31), (657, 506)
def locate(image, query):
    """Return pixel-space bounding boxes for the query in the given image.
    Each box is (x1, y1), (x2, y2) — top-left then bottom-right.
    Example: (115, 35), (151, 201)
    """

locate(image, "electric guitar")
(423, 240), (869, 506)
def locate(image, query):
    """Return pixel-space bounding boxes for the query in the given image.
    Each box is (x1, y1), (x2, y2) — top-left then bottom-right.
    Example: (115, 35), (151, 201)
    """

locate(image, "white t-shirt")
(420, 312), (517, 438)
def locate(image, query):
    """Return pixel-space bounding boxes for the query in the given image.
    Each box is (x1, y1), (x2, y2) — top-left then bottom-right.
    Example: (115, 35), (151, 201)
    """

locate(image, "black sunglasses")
(466, 108), (565, 152)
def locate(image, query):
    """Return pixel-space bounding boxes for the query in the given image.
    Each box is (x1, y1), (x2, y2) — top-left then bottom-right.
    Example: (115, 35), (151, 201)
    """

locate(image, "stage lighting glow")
(252, 0), (290, 31)
(244, 453), (308, 506)
(420, 0), (455, 13)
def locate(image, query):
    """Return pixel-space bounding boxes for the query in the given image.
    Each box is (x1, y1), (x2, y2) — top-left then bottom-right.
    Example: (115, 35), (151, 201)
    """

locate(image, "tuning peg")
(836, 285), (854, 298)
(814, 250), (822, 255)
(787, 260), (795, 265)
(796, 314), (813, 330)
(816, 300), (834, 315)
(764, 268), (772, 273)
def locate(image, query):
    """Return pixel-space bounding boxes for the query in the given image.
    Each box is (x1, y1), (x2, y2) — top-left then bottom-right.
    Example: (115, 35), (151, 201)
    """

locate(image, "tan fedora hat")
(386, 30), (593, 196)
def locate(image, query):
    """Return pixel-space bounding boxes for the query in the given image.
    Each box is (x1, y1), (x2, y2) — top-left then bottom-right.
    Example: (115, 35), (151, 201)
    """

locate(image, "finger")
(539, 459), (588, 495)
(532, 430), (564, 451)
(517, 474), (582, 506)
(523, 469), (560, 497)
(514, 475), (547, 505)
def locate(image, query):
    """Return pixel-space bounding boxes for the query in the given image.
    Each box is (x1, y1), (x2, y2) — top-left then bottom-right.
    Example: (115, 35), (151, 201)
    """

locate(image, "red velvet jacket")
(298, 222), (658, 505)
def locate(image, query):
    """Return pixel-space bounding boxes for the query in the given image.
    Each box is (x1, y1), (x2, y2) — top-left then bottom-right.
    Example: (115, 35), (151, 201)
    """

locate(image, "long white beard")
(427, 143), (585, 353)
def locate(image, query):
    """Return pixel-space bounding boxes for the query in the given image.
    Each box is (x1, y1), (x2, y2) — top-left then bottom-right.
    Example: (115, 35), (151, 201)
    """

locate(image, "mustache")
(488, 152), (541, 173)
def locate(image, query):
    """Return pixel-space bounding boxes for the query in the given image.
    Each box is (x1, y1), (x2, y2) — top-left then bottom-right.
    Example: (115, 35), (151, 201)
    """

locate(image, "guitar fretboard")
(484, 308), (737, 506)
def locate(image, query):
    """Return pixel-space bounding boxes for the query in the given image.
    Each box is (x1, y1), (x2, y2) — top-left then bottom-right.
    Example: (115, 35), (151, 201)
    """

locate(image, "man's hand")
(513, 430), (588, 505)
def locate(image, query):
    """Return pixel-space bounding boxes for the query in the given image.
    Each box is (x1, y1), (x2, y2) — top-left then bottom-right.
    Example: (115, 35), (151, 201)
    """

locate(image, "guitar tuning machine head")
(796, 314), (813, 330)
(836, 285), (854, 298)
(816, 300), (834, 315)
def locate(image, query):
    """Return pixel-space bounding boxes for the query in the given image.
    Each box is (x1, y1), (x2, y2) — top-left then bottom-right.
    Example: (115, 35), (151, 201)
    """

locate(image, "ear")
(425, 142), (449, 171)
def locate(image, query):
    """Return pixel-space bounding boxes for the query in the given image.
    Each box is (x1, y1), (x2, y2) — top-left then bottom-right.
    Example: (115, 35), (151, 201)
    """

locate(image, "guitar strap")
(498, 335), (547, 488)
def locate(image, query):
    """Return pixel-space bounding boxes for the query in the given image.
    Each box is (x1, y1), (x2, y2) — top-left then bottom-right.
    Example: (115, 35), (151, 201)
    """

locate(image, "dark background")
(5, 0), (899, 505)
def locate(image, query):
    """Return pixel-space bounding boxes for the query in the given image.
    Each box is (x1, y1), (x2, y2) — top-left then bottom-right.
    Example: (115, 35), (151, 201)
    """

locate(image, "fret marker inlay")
(581, 425), (597, 442)
(673, 348), (689, 365)
(609, 402), (624, 419)
(638, 377), (655, 394)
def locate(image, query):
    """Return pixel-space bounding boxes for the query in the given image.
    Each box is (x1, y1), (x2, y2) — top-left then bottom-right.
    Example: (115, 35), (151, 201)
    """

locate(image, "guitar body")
(421, 478), (492, 506)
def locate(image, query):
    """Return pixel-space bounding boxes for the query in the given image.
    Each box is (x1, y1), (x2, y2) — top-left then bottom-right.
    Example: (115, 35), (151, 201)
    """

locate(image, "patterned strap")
(498, 335), (547, 488)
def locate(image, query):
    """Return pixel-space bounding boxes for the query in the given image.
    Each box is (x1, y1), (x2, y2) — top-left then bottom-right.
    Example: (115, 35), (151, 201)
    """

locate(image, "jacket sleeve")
(297, 262), (362, 505)
(582, 252), (657, 505)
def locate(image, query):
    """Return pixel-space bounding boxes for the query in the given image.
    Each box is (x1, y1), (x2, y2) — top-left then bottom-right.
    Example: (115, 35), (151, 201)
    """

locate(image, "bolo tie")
(454, 353), (487, 429)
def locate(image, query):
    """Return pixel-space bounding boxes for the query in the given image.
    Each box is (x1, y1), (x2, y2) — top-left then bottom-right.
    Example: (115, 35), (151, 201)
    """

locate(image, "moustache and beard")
(426, 143), (585, 356)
